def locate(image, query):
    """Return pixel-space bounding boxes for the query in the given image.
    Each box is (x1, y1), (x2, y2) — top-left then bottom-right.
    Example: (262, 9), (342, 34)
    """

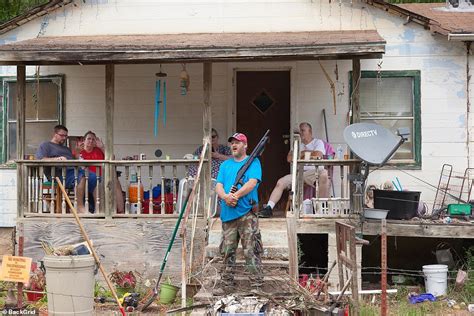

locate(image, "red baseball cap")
(228, 133), (248, 144)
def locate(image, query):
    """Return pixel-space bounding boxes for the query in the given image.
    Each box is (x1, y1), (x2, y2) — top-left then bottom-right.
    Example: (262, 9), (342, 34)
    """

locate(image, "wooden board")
(19, 218), (206, 280)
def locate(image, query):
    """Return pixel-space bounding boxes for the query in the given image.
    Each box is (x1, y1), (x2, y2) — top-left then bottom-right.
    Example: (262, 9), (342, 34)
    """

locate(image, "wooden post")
(16, 65), (26, 218)
(16, 222), (24, 308)
(286, 214), (298, 280)
(351, 58), (361, 124)
(104, 64), (115, 218)
(381, 219), (388, 316)
(349, 226), (359, 315)
(203, 62), (212, 217)
(349, 58), (361, 213)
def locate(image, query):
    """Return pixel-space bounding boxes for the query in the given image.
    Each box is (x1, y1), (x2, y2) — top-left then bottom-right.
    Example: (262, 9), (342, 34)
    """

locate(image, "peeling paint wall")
(0, 0), (470, 226)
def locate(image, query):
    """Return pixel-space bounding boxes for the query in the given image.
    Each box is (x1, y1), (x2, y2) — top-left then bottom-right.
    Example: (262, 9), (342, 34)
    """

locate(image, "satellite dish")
(154, 149), (163, 158)
(343, 123), (409, 165)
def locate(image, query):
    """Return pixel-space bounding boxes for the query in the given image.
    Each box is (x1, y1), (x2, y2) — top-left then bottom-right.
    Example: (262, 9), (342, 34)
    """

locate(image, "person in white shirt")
(259, 122), (329, 217)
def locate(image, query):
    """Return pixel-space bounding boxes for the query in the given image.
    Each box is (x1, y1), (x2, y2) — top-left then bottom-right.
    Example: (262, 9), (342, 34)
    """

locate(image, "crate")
(447, 203), (472, 216)
(305, 198), (351, 218)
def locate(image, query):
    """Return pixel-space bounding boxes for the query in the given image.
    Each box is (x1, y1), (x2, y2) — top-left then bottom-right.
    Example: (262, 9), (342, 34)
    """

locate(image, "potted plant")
(26, 263), (45, 302)
(159, 276), (179, 304)
(109, 269), (138, 297)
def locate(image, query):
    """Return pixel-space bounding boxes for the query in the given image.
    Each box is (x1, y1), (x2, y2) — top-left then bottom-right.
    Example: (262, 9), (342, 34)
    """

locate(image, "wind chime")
(154, 65), (167, 136)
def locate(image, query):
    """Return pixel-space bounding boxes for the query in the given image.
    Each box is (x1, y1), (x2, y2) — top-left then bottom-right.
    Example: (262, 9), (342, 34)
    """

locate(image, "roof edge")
(0, 0), (74, 36)
(365, 0), (431, 26)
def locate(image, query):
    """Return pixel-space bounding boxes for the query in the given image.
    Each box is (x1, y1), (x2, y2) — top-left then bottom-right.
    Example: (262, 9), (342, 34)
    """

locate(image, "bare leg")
(76, 178), (87, 214)
(268, 174), (292, 206)
(318, 169), (329, 198)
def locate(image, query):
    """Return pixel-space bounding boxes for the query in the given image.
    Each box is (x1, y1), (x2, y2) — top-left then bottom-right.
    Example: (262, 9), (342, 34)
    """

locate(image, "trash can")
(44, 255), (95, 315)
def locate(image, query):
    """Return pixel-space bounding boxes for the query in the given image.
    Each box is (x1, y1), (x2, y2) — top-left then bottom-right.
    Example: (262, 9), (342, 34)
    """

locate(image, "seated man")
(259, 122), (329, 218)
(35, 125), (97, 214)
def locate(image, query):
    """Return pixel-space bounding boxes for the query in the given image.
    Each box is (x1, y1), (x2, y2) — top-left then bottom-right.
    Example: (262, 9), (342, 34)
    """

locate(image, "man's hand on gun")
(224, 192), (239, 207)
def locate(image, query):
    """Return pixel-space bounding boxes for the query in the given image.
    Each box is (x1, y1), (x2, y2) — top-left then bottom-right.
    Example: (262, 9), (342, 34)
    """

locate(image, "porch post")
(203, 63), (212, 215)
(16, 65), (26, 218)
(350, 58), (361, 214)
(351, 58), (361, 123)
(104, 64), (116, 217)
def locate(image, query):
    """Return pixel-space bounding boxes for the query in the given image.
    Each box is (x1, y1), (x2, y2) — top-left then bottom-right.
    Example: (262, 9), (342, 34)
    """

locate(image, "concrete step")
(206, 218), (289, 260)
(206, 246), (289, 260)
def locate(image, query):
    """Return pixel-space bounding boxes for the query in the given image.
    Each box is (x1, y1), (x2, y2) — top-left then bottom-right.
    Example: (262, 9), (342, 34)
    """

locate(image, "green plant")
(94, 281), (112, 299)
(109, 270), (139, 290)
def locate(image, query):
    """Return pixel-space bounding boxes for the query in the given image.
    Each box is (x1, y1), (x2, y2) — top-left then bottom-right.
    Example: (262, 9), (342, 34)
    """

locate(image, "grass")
(358, 284), (473, 316)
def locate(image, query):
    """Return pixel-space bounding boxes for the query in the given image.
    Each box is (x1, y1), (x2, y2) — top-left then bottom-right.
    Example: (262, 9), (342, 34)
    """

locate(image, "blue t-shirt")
(217, 157), (262, 222)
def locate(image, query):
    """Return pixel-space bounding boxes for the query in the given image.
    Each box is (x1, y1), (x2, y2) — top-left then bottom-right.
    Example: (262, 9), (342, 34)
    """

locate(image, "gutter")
(0, 0), (74, 36)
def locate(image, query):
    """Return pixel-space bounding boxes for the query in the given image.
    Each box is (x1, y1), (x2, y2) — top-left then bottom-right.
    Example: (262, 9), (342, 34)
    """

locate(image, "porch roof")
(0, 30), (385, 65)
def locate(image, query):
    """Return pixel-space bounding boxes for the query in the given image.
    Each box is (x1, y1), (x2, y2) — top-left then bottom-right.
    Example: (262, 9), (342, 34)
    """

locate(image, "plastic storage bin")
(373, 190), (420, 220)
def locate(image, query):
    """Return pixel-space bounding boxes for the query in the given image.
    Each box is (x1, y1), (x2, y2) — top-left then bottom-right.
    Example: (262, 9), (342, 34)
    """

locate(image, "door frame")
(226, 63), (297, 151)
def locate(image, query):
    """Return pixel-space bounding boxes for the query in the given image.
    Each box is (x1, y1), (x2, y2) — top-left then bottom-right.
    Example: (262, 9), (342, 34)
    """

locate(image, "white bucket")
(422, 264), (448, 296)
(44, 255), (95, 315)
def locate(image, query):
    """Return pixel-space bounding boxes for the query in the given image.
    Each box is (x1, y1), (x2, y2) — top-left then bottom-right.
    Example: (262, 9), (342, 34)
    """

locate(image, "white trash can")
(44, 255), (95, 315)
(422, 264), (448, 296)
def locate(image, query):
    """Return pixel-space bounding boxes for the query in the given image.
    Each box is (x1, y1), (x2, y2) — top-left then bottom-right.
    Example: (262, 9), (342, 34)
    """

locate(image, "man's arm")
(216, 183), (238, 207)
(287, 150), (293, 163)
(233, 179), (258, 200)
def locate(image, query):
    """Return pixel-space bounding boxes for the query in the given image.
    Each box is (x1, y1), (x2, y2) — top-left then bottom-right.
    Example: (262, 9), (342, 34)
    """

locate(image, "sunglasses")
(211, 135), (218, 138)
(56, 133), (68, 137)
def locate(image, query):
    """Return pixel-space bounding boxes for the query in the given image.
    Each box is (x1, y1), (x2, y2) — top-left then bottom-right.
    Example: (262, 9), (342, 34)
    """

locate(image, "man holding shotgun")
(214, 132), (264, 295)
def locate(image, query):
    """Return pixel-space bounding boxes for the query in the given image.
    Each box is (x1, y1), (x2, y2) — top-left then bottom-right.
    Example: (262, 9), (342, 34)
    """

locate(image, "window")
(353, 70), (421, 167)
(1, 76), (64, 162)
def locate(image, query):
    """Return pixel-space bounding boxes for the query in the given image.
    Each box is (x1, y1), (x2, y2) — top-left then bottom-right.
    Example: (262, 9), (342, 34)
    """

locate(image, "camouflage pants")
(220, 211), (264, 288)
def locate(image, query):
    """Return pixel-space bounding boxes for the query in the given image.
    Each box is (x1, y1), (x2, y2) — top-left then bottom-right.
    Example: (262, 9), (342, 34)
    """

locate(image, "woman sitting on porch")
(188, 128), (231, 179)
(79, 131), (125, 214)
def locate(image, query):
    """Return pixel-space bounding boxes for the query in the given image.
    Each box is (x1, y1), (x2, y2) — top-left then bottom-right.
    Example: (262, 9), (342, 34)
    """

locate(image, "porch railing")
(17, 159), (212, 218)
(289, 136), (361, 218)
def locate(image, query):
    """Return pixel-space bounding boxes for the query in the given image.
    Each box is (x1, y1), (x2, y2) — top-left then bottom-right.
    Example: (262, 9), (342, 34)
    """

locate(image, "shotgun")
(230, 129), (270, 194)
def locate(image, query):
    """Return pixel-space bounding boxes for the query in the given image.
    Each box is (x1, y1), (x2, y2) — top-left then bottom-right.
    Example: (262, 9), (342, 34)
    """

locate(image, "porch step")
(192, 275), (291, 304)
(206, 218), (289, 260)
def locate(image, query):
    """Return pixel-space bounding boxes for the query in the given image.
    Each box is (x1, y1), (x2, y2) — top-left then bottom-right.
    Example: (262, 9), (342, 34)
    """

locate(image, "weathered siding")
(0, 169), (17, 226)
(0, 0), (376, 44)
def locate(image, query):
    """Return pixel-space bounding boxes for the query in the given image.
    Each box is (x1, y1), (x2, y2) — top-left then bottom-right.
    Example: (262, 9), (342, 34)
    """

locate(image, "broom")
(55, 177), (126, 316)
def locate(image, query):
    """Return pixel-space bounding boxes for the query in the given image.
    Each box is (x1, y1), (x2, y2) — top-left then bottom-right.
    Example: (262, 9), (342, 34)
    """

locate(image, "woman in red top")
(80, 131), (105, 175)
(79, 131), (124, 213)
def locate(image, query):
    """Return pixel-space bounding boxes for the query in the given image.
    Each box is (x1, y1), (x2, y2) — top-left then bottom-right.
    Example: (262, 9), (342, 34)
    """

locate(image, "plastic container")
(302, 199), (313, 214)
(373, 190), (421, 220)
(128, 182), (144, 203)
(422, 264), (448, 296)
(447, 203), (472, 216)
(44, 255), (95, 315)
(159, 283), (179, 304)
(363, 208), (389, 220)
(336, 145), (343, 160)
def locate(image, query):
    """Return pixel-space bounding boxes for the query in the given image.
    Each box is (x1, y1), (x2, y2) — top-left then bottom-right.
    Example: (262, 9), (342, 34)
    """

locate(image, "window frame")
(1, 75), (64, 165)
(350, 70), (421, 169)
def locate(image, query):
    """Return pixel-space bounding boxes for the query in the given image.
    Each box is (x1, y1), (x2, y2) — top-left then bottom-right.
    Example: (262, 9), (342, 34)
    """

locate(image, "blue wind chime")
(154, 65), (167, 136)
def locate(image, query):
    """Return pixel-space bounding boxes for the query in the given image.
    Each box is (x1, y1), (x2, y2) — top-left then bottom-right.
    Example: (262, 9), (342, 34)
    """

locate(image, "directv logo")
(351, 130), (378, 138)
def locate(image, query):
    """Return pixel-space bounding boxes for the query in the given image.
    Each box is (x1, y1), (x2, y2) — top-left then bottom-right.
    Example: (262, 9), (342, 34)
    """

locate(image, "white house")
(0, 0), (472, 295)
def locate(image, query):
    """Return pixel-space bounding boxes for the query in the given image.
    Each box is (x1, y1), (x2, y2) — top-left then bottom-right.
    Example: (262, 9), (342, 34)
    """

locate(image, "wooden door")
(236, 71), (290, 210)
